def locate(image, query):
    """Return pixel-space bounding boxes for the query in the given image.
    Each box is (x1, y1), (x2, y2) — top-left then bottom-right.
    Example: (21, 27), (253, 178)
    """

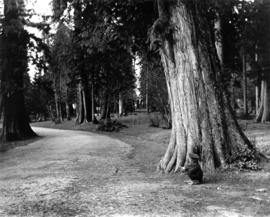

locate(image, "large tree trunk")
(0, 0), (36, 142)
(153, 0), (257, 174)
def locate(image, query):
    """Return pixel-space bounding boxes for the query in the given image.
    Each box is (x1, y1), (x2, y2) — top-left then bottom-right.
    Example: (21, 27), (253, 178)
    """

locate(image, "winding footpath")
(0, 127), (133, 217)
(0, 127), (270, 217)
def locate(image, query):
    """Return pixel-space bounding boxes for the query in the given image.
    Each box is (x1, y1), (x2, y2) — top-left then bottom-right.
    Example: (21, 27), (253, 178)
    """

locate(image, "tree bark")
(65, 102), (71, 120)
(75, 80), (92, 124)
(0, 0), (36, 142)
(82, 78), (92, 122)
(54, 90), (62, 123)
(255, 47), (260, 116)
(100, 89), (111, 121)
(255, 0), (270, 122)
(153, 0), (258, 174)
(242, 51), (248, 117)
(256, 85), (260, 116)
(256, 80), (264, 122)
(119, 92), (124, 116)
(75, 82), (84, 124)
(82, 88), (88, 121)
(48, 105), (55, 121)
(262, 75), (270, 121)
(214, 12), (223, 67)
(0, 92), (3, 120)
(91, 83), (96, 122)
(256, 76), (270, 122)
(146, 67), (150, 113)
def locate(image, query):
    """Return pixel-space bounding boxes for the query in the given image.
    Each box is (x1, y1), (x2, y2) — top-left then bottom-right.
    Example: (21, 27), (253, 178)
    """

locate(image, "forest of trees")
(0, 0), (269, 173)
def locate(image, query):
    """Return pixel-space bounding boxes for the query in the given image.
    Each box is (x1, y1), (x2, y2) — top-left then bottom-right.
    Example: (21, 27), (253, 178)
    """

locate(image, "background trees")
(251, 0), (270, 122)
(50, 22), (74, 123)
(139, 54), (171, 128)
(25, 72), (54, 122)
(68, 0), (137, 123)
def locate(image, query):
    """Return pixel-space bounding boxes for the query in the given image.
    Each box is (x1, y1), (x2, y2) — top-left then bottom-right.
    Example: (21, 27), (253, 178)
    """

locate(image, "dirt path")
(0, 128), (132, 217)
(0, 127), (270, 217)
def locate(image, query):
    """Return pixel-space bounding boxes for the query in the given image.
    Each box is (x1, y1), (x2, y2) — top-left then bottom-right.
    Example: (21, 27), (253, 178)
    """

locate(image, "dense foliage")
(1, 0), (269, 133)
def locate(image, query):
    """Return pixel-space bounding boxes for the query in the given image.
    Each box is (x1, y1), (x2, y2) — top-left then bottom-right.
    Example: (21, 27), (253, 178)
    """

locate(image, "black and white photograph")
(0, 0), (270, 216)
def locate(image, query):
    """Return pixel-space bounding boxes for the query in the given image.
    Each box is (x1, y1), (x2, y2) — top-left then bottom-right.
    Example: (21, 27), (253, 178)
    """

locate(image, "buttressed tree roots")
(151, 0), (262, 174)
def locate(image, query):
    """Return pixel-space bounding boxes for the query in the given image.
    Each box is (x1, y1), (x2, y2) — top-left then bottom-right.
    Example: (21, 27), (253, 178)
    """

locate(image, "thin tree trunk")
(82, 88), (88, 123)
(76, 83), (84, 124)
(255, 47), (260, 116)
(54, 91), (61, 123)
(105, 93), (111, 120)
(48, 105), (55, 121)
(119, 92), (124, 116)
(242, 51), (248, 117)
(255, 77), (270, 123)
(91, 83), (96, 122)
(215, 12), (223, 67)
(83, 78), (92, 122)
(59, 73), (63, 123)
(76, 80), (92, 124)
(0, 93), (3, 120)
(262, 74), (270, 122)
(59, 103), (63, 122)
(256, 80), (265, 122)
(113, 94), (117, 115)
(66, 102), (71, 120)
(256, 86), (260, 115)
(100, 89), (111, 121)
(153, 0), (259, 174)
(146, 67), (149, 113)
(231, 78), (236, 110)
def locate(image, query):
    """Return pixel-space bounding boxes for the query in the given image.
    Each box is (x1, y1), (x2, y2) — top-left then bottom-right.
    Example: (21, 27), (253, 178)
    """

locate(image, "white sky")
(26, 0), (52, 17)
(0, 0), (52, 78)
(26, 0), (52, 79)
(1, 0), (255, 82)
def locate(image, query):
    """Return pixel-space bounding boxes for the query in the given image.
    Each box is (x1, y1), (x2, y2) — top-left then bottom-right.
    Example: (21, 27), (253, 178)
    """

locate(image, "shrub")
(228, 147), (261, 171)
(96, 120), (127, 132)
(149, 113), (162, 128)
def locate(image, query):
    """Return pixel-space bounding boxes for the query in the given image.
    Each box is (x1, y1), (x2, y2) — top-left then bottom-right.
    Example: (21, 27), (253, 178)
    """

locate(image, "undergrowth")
(228, 147), (262, 171)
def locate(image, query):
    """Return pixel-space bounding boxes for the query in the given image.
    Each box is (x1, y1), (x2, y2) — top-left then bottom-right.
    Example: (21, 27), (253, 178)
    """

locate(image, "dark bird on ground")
(183, 153), (203, 185)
